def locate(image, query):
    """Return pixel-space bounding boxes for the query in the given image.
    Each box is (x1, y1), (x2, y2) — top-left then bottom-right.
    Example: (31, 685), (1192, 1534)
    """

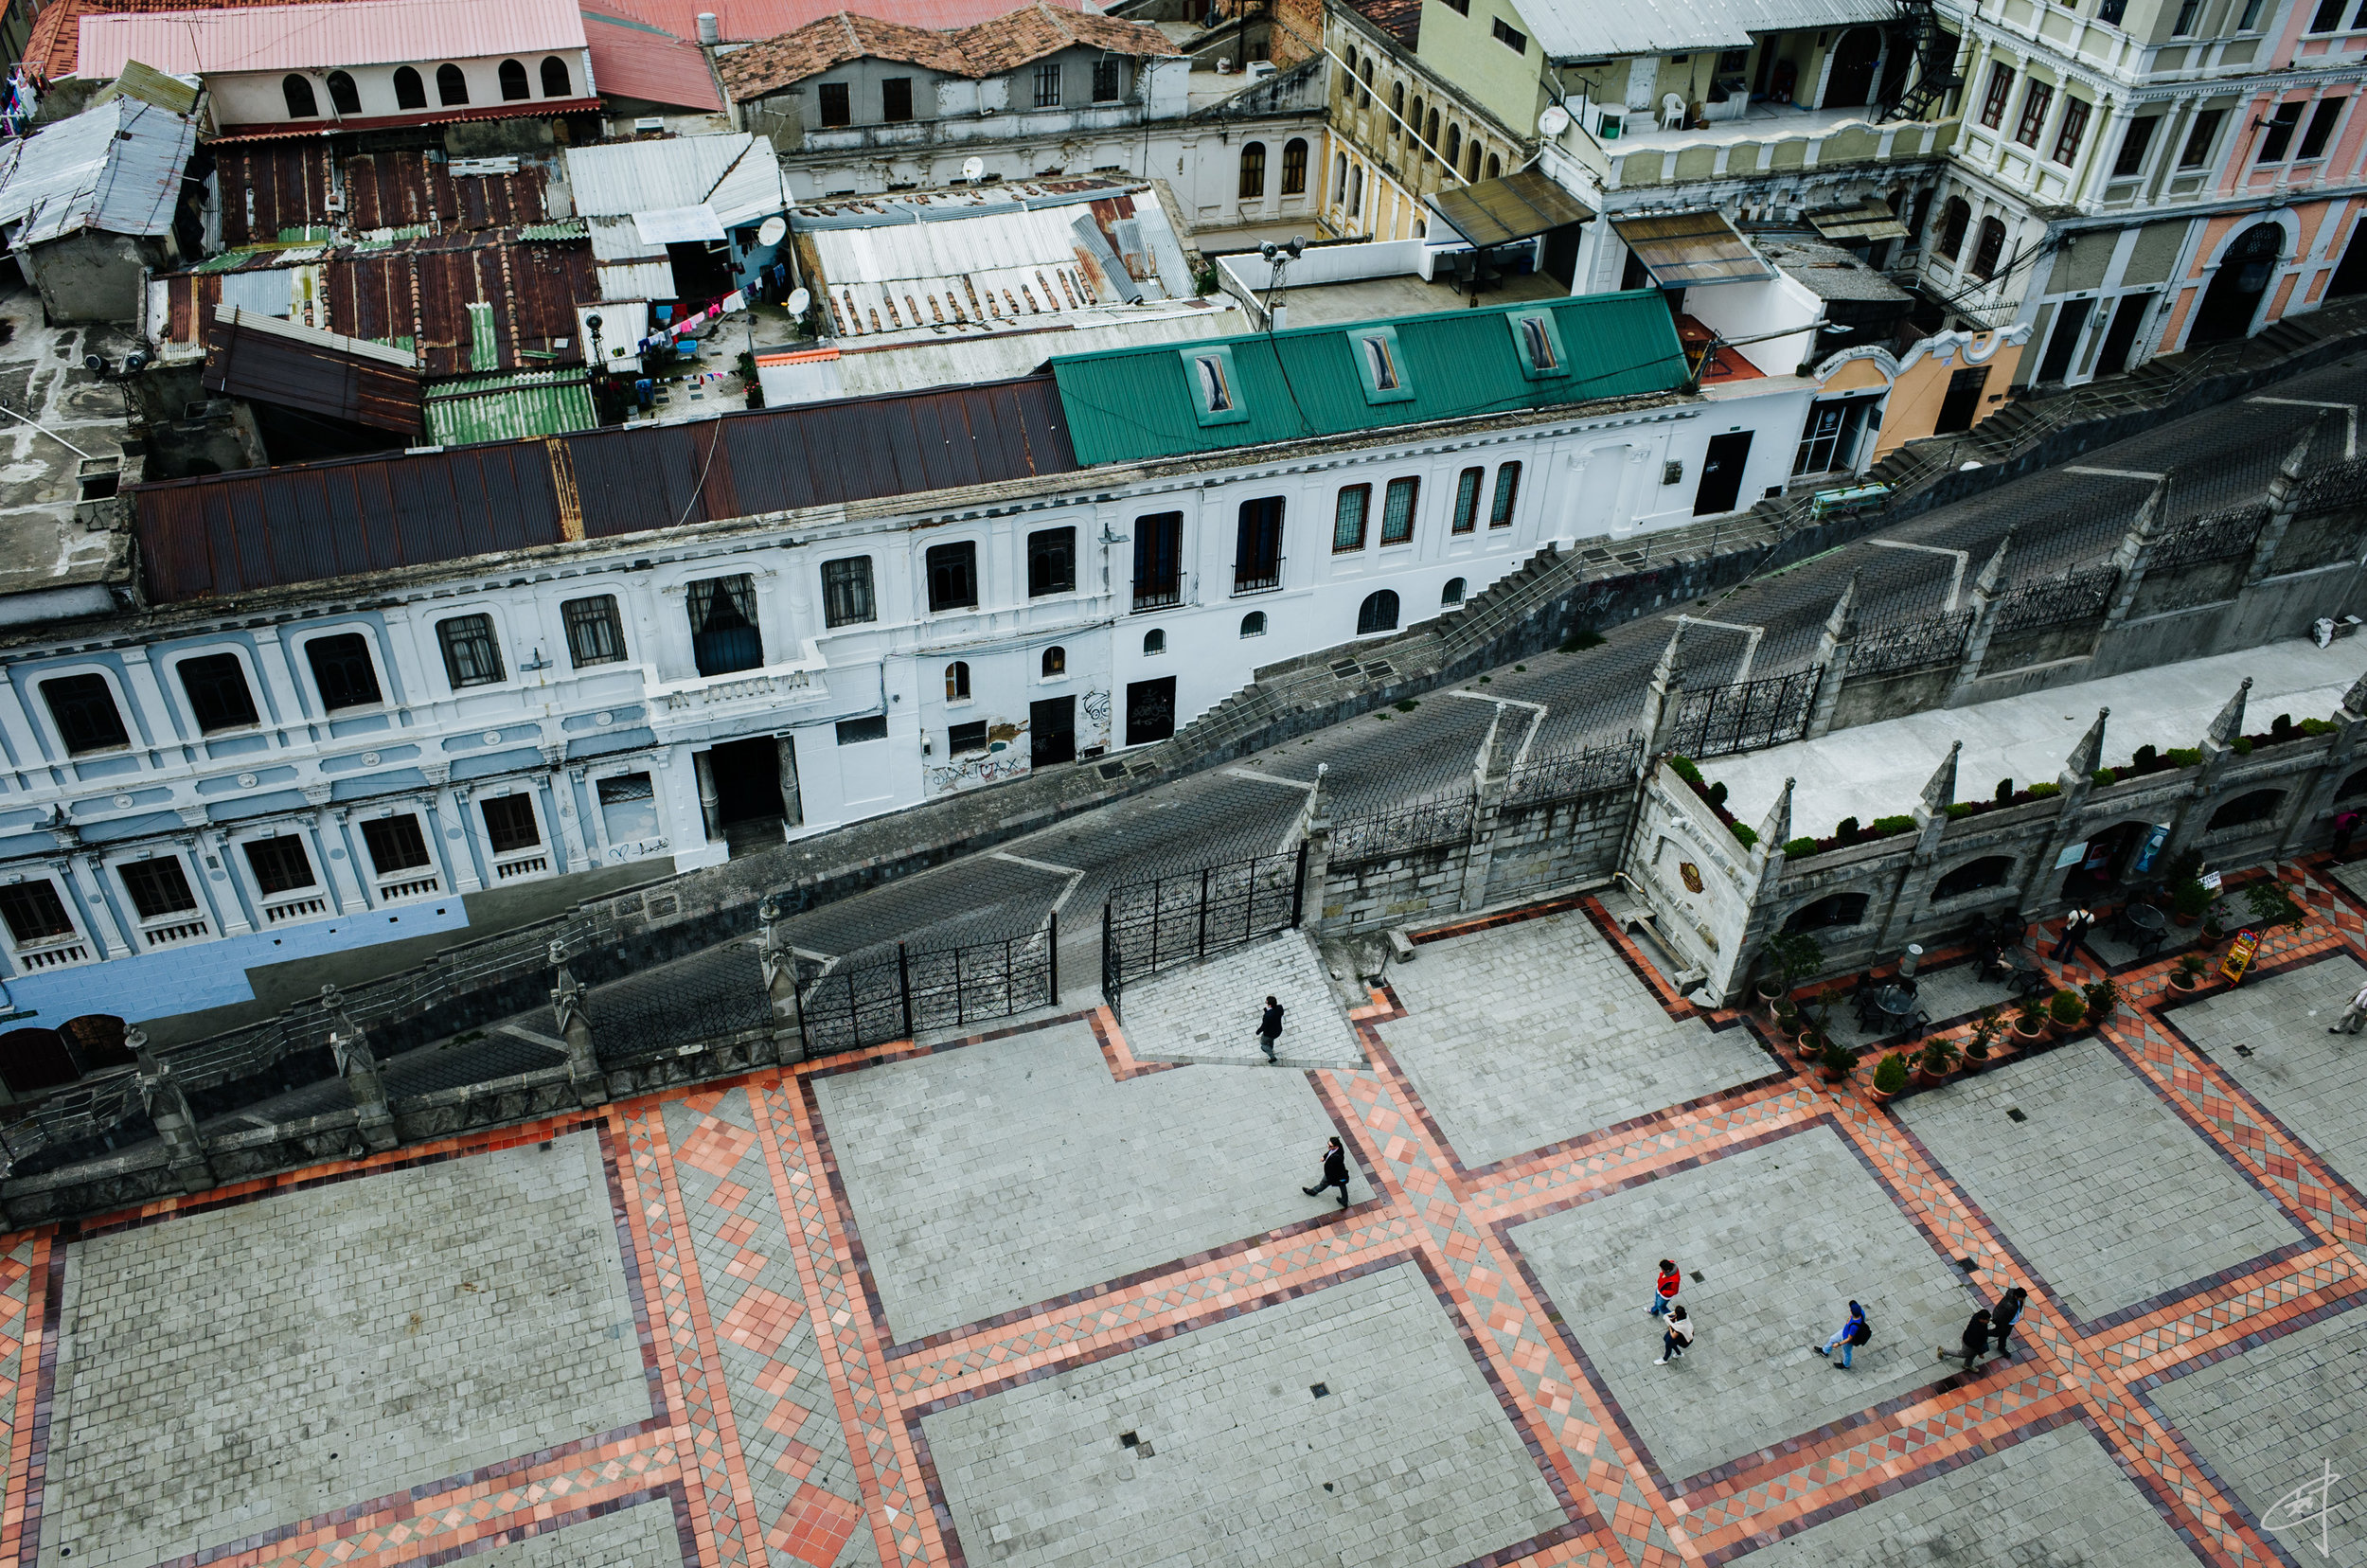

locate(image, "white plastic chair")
(1660, 93), (1687, 131)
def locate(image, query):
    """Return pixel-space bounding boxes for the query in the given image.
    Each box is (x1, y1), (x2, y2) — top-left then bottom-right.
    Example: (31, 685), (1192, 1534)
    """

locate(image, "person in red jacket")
(1648, 1259), (1682, 1318)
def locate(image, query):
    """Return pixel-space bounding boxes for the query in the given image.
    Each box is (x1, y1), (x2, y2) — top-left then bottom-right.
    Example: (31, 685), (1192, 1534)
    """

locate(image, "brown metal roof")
(133, 377), (1077, 602)
(331, 228), (594, 376)
(215, 144), (335, 248)
(202, 308), (423, 436)
(1610, 210), (1773, 288)
(344, 151), (550, 234)
(1426, 169), (1593, 250)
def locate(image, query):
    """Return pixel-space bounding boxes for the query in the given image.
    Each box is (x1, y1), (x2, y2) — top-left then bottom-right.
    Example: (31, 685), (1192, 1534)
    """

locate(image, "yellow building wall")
(1865, 335), (2026, 461)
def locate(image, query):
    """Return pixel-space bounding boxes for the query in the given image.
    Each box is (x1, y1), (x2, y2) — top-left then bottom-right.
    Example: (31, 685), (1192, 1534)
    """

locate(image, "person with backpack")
(1648, 1259), (1682, 1318)
(1655, 1303), (1694, 1365)
(1813, 1300), (1871, 1370)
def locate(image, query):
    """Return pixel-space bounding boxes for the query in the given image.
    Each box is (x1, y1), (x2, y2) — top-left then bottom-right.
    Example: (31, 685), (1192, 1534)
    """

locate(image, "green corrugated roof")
(422, 368), (598, 445)
(1048, 290), (1689, 469)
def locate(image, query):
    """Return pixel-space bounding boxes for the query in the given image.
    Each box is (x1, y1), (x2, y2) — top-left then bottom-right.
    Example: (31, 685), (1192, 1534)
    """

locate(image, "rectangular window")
(2310, 0), (2346, 28)
(948, 720), (988, 755)
(1093, 58), (1121, 101)
(1379, 477), (1418, 544)
(1979, 63), (2014, 130)
(597, 773), (658, 843)
(481, 794), (541, 855)
(2180, 108), (2224, 167)
(41, 673), (128, 755)
(836, 714), (887, 745)
(2013, 80), (2052, 147)
(361, 815), (433, 876)
(1361, 335), (1399, 390)
(818, 81), (850, 126)
(1451, 467), (1483, 533)
(2299, 98), (2345, 159)
(1235, 496), (1284, 593)
(821, 557), (875, 627)
(2238, 0), (2265, 23)
(881, 76), (913, 121)
(1332, 484), (1370, 551)
(242, 835), (316, 896)
(561, 596), (627, 668)
(1026, 526), (1076, 597)
(925, 541), (979, 612)
(1191, 353), (1233, 412)
(176, 652), (258, 733)
(2052, 96), (2090, 164)
(2096, 0), (2125, 23)
(1281, 138), (1307, 193)
(2259, 100), (2305, 162)
(686, 574), (763, 675)
(436, 614), (505, 688)
(305, 632), (382, 711)
(2173, 0), (2200, 30)
(1441, 0), (1467, 12)
(1489, 462), (1522, 526)
(119, 858), (197, 919)
(0, 881), (72, 945)
(1491, 17), (1526, 50)
(1034, 61), (1061, 108)
(2111, 116), (2159, 177)
(1132, 511), (1183, 609)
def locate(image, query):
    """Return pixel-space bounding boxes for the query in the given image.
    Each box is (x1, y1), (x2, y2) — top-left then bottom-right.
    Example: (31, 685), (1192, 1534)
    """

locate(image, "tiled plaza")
(5, 869), (2367, 1568)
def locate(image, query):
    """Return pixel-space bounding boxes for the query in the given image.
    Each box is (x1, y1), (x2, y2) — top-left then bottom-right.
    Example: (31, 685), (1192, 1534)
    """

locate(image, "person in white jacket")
(1656, 1304), (1695, 1366)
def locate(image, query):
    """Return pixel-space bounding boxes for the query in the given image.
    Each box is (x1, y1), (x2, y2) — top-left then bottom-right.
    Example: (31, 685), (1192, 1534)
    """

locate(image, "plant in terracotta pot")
(1758, 932), (1824, 1017)
(1964, 1007), (2002, 1065)
(2170, 952), (2210, 992)
(1913, 1035), (1959, 1087)
(1795, 1021), (1827, 1060)
(2242, 879), (2309, 940)
(2169, 878), (2211, 927)
(2200, 899), (2228, 943)
(2083, 975), (2120, 1026)
(1869, 1050), (1910, 1102)
(1818, 1039), (1857, 1084)
(2047, 986), (2088, 1035)
(2011, 991), (2050, 1044)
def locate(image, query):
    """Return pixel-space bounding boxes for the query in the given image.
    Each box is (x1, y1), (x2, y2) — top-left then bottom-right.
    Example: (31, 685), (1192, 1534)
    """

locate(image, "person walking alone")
(1989, 1287), (2028, 1358)
(2051, 908), (2095, 963)
(1813, 1301), (1871, 1370)
(1256, 995), (1285, 1063)
(1303, 1136), (1350, 1207)
(1937, 1308), (1992, 1368)
(2329, 976), (2367, 1034)
(1655, 1303), (1694, 1366)
(1648, 1259), (1682, 1319)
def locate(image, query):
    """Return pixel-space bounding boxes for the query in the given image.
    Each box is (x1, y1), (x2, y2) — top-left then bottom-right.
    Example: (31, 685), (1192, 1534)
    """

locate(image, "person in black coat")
(1303, 1136), (1350, 1206)
(1989, 1287), (2028, 1357)
(1257, 995), (1285, 1063)
(1938, 1308), (1992, 1368)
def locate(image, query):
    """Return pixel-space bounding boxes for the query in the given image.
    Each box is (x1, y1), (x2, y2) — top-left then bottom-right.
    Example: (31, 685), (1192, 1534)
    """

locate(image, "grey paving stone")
(1898, 1042), (2305, 1326)
(39, 1132), (646, 1568)
(1378, 908), (1773, 1167)
(1120, 932), (1363, 1069)
(1736, 1419), (2191, 1565)
(454, 1498), (688, 1568)
(2148, 1308), (2367, 1568)
(919, 1259), (1564, 1568)
(814, 1021), (1358, 1343)
(1509, 1125), (1974, 1484)
(2174, 953), (2367, 1198)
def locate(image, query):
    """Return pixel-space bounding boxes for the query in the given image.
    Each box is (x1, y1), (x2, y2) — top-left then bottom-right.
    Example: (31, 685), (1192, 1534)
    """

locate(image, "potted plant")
(1964, 1007), (2002, 1065)
(2170, 952), (2210, 992)
(2011, 991), (2050, 1045)
(1913, 1036), (1959, 1087)
(2047, 986), (2088, 1036)
(2243, 879), (2309, 939)
(2170, 878), (2211, 927)
(1758, 932), (1824, 1017)
(2083, 975), (2120, 1026)
(1818, 1039), (1857, 1084)
(1869, 1050), (1910, 1103)
(1795, 1020), (1826, 1060)
(2200, 899), (2228, 944)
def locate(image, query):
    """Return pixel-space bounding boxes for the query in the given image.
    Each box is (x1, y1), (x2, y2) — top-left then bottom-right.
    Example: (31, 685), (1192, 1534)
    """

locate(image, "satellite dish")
(757, 215), (787, 247)
(962, 155), (985, 182)
(1539, 104), (1572, 136)
(787, 287), (811, 316)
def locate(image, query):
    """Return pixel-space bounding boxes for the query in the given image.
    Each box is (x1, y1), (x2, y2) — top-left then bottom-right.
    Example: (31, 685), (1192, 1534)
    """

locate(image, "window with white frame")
(480, 794), (546, 877)
(304, 632), (384, 711)
(117, 855), (207, 943)
(562, 596), (627, 668)
(437, 614), (507, 688)
(0, 878), (82, 965)
(176, 652), (259, 733)
(361, 815), (438, 897)
(598, 773), (661, 846)
(41, 672), (129, 756)
(242, 834), (325, 920)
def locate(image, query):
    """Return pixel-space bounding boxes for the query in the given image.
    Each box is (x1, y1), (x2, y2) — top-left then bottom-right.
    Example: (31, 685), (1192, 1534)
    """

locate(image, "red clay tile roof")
(719, 2), (1175, 102)
(566, 0), (1079, 45)
(1348, 0), (1418, 46)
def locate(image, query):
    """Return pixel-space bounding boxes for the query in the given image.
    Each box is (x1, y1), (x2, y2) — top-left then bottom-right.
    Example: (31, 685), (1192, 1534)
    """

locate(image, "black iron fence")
(1665, 668), (1819, 759)
(1850, 610), (1973, 678)
(1100, 846), (1307, 1013)
(797, 918), (1057, 1056)
(1328, 791), (1474, 861)
(2151, 503), (2269, 570)
(1994, 565), (2119, 637)
(1503, 736), (1643, 807)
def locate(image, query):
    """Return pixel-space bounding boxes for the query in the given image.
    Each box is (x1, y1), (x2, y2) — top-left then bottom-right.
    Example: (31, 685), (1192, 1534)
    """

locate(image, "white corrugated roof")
(1520, 0), (1893, 61)
(563, 134), (782, 229)
(0, 98), (195, 247)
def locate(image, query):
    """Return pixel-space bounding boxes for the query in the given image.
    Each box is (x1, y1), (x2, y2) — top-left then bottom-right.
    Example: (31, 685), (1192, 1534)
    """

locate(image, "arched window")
(1240, 611), (1267, 637)
(1144, 629), (1166, 656)
(436, 63), (470, 105)
(1425, 108), (1440, 150)
(1357, 590), (1399, 635)
(1935, 197), (1969, 259)
(945, 660), (970, 701)
(394, 65), (427, 108)
(1465, 142), (1482, 180)
(1441, 577), (1466, 606)
(1970, 216), (2007, 280)
(1486, 152), (1502, 180)
(1332, 152), (1347, 204)
(1041, 645), (1066, 677)
(1344, 46), (1360, 102)
(1410, 95), (1425, 146)
(0, 1026), (78, 1096)
(1347, 165), (1363, 216)
(1783, 892), (1870, 932)
(1391, 81), (1404, 125)
(1931, 854), (2015, 901)
(541, 55), (571, 97)
(1360, 61), (1374, 101)
(1239, 141), (1267, 200)
(58, 1013), (133, 1070)
(282, 73), (319, 117)
(1445, 124), (1462, 167)
(326, 70), (361, 114)
(498, 59), (530, 99)
(1281, 138), (1308, 195)
(2341, 766), (2367, 798)
(2208, 788), (2286, 830)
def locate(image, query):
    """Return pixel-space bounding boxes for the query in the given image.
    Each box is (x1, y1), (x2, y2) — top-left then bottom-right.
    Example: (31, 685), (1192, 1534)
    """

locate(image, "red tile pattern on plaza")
(5, 863), (2367, 1567)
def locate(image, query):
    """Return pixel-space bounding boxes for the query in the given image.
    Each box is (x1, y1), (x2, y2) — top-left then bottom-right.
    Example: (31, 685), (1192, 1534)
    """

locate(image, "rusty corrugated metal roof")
(203, 306), (423, 435)
(132, 376), (1077, 602)
(216, 148), (549, 247)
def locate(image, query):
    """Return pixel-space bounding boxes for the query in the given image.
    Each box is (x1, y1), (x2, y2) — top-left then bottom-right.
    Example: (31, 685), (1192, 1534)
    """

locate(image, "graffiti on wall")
(928, 720), (1031, 795)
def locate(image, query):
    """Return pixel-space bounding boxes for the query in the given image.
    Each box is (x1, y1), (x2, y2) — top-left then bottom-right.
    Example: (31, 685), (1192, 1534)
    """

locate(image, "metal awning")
(1807, 199), (1912, 243)
(1610, 210), (1773, 288)
(1426, 169), (1593, 249)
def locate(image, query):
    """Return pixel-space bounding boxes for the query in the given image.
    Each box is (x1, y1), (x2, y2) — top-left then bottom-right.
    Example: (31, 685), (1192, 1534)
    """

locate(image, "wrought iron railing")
(796, 923), (1057, 1056)
(1664, 668), (1819, 759)
(1993, 565), (2118, 637)
(1328, 791), (1475, 861)
(1850, 610), (1973, 677)
(2150, 503), (2269, 571)
(1101, 846), (1307, 1003)
(1503, 736), (1644, 806)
